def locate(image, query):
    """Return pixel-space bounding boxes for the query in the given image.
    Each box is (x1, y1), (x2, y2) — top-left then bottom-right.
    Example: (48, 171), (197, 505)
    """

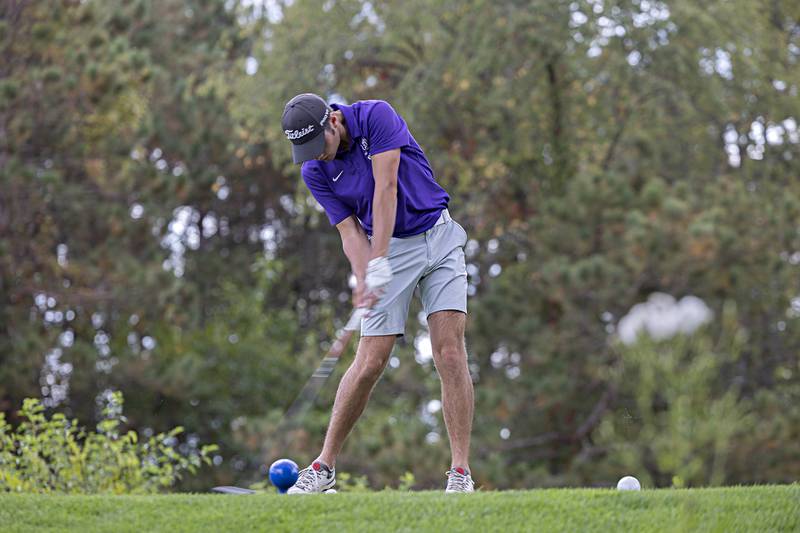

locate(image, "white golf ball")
(324, 489), (337, 494)
(616, 476), (641, 491)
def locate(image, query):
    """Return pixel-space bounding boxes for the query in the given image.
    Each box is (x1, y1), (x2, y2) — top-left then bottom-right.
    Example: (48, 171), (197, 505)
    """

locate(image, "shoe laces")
(294, 466), (322, 491)
(446, 469), (471, 491)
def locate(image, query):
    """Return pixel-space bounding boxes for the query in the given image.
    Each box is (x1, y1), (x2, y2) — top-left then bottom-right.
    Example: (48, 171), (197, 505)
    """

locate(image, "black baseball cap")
(281, 93), (331, 164)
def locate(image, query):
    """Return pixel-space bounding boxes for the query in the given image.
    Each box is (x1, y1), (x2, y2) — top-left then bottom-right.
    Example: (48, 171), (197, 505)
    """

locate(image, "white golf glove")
(365, 256), (392, 293)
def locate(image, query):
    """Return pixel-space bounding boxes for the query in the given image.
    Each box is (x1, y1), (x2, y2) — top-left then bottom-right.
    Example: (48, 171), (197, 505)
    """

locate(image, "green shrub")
(0, 393), (217, 494)
(336, 471), (371, 493)
(593, 304), (753, 488)
(396, 471), (416, 491)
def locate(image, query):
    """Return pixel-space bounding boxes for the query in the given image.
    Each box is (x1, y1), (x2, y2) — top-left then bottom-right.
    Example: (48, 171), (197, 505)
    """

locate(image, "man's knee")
(353, 336), (394, 383)
(354, 355), (388, 383)
(433, 343), (467, 375)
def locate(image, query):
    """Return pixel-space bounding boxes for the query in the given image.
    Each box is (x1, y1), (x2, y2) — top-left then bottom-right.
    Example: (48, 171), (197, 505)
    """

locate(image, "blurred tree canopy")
(1, 0), (799, 490)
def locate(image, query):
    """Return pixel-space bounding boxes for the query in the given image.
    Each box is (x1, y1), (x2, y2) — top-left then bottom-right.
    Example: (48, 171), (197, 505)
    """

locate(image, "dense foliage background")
(1, 0), (798, 491)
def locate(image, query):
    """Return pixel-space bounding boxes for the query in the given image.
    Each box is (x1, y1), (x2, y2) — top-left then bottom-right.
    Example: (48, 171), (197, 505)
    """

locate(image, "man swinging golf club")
(281, 93), (474, 493)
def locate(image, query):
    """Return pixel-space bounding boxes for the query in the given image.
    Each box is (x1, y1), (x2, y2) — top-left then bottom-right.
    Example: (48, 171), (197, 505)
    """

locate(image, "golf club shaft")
(281, 306), (367, 421)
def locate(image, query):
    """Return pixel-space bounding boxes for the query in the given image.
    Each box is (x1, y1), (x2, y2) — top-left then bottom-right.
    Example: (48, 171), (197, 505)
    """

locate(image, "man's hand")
(352, 278), (381, 310)
(353, 256), (392, 309)
(352, 278), (367, 308)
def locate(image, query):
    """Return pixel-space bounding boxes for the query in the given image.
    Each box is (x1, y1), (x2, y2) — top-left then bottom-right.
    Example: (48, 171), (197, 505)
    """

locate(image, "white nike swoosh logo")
(332, 170), (343, 182)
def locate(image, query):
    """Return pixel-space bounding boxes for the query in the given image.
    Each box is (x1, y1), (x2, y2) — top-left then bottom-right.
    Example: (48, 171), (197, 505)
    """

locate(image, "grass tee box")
(1, 485), (798, 532)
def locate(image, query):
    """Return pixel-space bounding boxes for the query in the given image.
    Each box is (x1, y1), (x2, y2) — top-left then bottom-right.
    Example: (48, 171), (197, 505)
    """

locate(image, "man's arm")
(336, 215), (372, 306)
(369, 148), (400, 259)
(335, 144), (399, 307)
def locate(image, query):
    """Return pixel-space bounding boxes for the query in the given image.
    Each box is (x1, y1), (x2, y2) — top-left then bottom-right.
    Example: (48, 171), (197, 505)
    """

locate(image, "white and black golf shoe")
(445, 467), (474, 493)
(287, 461), (336, 494)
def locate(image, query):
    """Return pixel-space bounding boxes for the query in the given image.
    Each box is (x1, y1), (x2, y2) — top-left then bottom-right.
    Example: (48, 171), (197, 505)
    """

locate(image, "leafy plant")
(0, 393), (217, 494)
(593, 304), (753, 488)
(396, 471), (416, 491)
(335, 471), (371, 493)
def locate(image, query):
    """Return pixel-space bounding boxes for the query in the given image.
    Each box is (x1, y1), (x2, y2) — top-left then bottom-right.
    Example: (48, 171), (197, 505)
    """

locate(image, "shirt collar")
(331, 103), (361, 139)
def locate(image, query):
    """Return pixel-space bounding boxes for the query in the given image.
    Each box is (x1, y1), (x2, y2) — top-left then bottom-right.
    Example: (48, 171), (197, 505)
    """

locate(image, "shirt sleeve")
(301, 164), (353, 226)
(364, 101), (410, 155)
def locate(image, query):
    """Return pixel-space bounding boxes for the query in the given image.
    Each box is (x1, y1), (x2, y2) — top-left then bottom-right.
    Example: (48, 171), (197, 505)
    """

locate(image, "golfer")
(280, 93), (474, 493)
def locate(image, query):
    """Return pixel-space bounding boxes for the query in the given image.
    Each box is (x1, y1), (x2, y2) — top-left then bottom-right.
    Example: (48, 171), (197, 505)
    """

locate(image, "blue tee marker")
(269, 459), (299, 493)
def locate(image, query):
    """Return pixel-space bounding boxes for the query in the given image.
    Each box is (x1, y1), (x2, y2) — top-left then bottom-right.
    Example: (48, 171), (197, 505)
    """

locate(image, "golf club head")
(211, 486), (257, 495)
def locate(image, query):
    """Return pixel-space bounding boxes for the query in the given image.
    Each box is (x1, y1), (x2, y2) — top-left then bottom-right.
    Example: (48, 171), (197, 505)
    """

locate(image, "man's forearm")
(369, 184), (396, 259)
(369, 149), (400, 259)
(342, 223), (371, 282)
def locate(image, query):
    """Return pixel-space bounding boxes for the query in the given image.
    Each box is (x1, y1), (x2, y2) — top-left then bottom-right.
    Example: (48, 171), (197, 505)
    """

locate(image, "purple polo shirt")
(301, 100), (449, 238)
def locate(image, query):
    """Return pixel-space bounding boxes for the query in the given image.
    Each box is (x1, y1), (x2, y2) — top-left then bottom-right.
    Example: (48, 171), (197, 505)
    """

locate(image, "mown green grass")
(1, 485), (798, 532)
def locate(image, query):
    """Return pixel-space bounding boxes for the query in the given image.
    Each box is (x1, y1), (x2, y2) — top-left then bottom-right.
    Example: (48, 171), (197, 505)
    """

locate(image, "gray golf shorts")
(362, 209), (468, 337)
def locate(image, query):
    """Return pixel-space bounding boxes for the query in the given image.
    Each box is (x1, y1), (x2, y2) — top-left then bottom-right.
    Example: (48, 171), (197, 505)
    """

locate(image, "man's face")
(316, 120), (340, 162)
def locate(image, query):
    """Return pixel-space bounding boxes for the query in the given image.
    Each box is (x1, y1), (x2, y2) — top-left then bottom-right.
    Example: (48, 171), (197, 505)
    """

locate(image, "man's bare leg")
(318, 334), (396, 467)
(428, 310), (473, 471)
